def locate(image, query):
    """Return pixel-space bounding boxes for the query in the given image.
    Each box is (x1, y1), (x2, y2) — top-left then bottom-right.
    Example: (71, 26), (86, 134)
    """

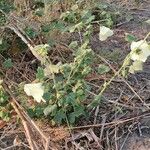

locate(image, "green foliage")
(88, 95), (102, 109)
(0, 12), (7, 26)
(0, 38), (11, 53)
(41, 43), (93, 124)
(0, 110), (10, 121)
(44, 104), (57, 116)
(3, 58), (13, 69)
(25, 27), (38, 39)
(61, 8), (95, 32)
(94, 2), (121, 27)
(42, 21), (65, 33)
(0, 88), (10, 122)
(17, 1), (124, 125)
(0, 0), (14, 14)
(125, 33), (137, 43)
(27, 105), (45, 118)
(28, 15), (94, 123)
(34, 8), (44, 17)
(98, 64), (110, 74)
(69, 41), (78, 49)
(0, 90), (8, 104)
(36, 67), (45, 80)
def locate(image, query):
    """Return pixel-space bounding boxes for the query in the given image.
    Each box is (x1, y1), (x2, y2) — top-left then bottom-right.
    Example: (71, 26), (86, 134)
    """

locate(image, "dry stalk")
(2, 81), (54, 150)
(0, 14), (59, 150)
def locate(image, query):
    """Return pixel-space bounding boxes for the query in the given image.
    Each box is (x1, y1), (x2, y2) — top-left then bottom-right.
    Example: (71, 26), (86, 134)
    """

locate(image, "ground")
(0, 0), (150, 150)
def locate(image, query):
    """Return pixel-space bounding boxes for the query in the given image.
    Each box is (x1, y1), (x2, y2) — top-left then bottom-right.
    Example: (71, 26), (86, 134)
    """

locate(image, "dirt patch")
(0, 0), (150, 150)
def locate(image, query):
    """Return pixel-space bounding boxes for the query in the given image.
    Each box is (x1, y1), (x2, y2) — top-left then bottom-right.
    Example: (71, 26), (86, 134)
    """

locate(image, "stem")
(89, 32), (150, 107)
(65, 52), (86, 85)
(88, 54), (130, 107)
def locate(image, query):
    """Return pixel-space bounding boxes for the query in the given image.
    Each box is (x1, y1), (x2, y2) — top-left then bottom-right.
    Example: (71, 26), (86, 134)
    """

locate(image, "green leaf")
(85, 15), (95, 24)
(43, 92), (52, 102)
(98, 64), (110, 74)
(0, 0), (14, 14)
(48, 39), (55, 47)
(60, 63), (72, 78)
(65, 92), (76, 105)
(97, 2), (108, 9)
(88, 95), (102, 109)
(69, 41), (78, 49)
(0, 91), (8, 104)
(34, 8), (44, 17)
(35, 106), (44, 117)
(68, 112), (76, 124)
(3, 58), (13, 69)
(82, 66), (91, 76)
(125, 33), (137, 43)
(36, 67), (45, 80)
(0, 39), (11, 53)
(44, 104), (57, 116)
(53, 109), (66, 124)
(55, 21), (65, 31)
(0, 12), (6, 26)
(76, 89), (84, 97)
(0, 111), (10, 122)
(74, 22), (83, 30)
(27, 108), (35, 118)
(44, 64), (60, 75)
(68, 106), (85, 124)
(74, 105), (85, 116)
(25, 27), (38, 38)
(106, 18), (113, 27)
(41, 24), (52, 32)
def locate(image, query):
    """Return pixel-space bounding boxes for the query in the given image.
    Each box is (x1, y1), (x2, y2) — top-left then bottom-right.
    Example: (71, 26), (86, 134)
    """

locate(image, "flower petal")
(130, 40), (150, 62)
(99, 26), (113, 41)
(130, 52), (140, 61)
(129, 61), (143, 74)
(130, 40), (143, 51)
(24, 83), (45, 103)
(132, 61), (143, 71)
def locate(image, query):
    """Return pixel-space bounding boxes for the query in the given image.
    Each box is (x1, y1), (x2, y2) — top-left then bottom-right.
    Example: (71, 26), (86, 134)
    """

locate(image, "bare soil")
(0, 0), (150, 150)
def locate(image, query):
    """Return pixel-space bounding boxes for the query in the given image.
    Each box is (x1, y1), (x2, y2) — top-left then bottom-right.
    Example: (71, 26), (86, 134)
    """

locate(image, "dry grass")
(1, 0), (150, 149)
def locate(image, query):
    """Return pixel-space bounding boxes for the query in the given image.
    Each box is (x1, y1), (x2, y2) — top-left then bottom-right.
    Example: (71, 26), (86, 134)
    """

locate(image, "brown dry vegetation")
(0, 0), (150, 150)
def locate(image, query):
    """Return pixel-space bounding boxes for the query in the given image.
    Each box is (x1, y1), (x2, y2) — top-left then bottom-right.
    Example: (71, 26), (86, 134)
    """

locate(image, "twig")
(99, 114), (106, 141)
(6, 24), (45, 63)
(97, 54), (149, 109)
(120, 132), (130, 150)
(2, 82), (37, 150)
(114, 113), (118, 150)
(2, 81), (52, 150)
(88, 128), (101, 148)
(93, 106), (99, 125)
(3, 143), (21, 150)
(106, 130), (110, 150)
(42, 112), (150, 131)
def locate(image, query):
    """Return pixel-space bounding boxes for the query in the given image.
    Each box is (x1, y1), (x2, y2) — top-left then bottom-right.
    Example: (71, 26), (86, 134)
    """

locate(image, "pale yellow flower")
(99, 26), (114, 41)
(44, 63), (60, 76)
(130, 40), (150, 62)
(129, 61), (143, 74)
(24, 83), (45, 103)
